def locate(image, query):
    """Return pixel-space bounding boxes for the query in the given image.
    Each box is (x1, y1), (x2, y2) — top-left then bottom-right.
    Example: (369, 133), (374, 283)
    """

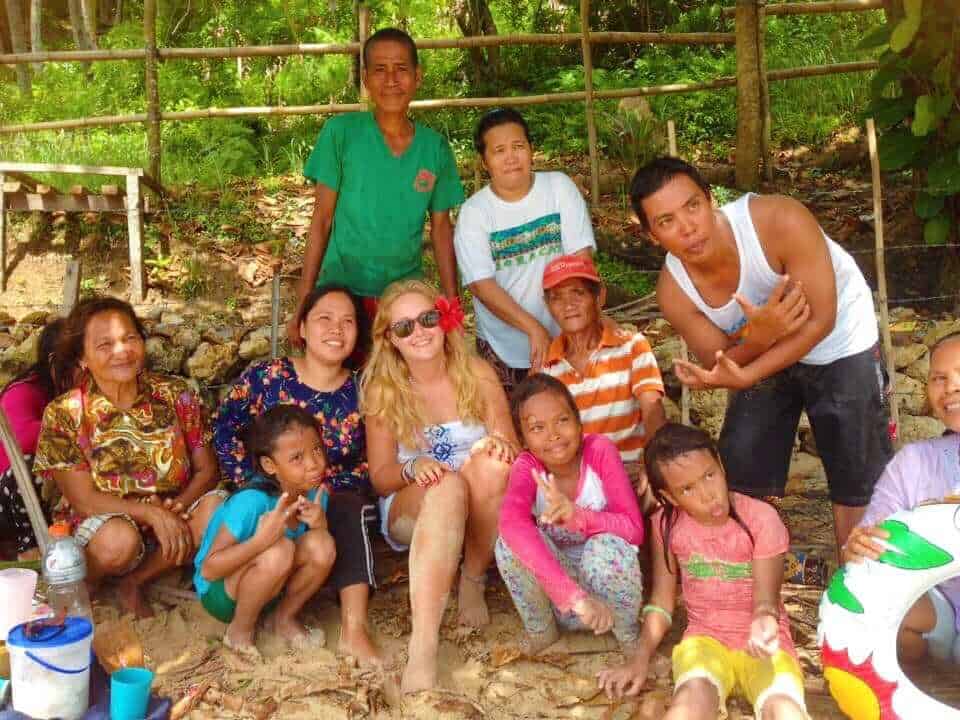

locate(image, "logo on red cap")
(542, 254), (601, 289)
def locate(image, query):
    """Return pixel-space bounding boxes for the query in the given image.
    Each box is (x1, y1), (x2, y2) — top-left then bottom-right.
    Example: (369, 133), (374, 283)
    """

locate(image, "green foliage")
(595, 250), (654, 297)
(867, 0), (959, 245)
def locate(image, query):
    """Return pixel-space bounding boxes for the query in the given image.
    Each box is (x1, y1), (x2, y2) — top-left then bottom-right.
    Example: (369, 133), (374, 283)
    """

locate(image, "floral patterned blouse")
(33, 371), (210, 501)
(212, 357), (370, 495)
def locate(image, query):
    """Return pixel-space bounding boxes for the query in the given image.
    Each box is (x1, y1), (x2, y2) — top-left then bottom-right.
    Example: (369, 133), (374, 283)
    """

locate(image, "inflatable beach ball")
(817, 503), (960, 720)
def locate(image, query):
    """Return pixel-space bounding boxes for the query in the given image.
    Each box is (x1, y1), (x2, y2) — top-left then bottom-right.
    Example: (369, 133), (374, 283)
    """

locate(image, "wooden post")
(0, 408), (48, 556)
(61, 258), (81, 314)
(666, 120), (691, 426)
(758, 3), (773, 183)
(125, 173), (145, 303)
(580, 0), (600, 205)
(143, 0), (161, 183)
(0, 171), (6, 292)
(358, 2), (370, 101)
(866, 118), (899, 446)
(734, 0), (763, 190)
(271, 273), (281, 359)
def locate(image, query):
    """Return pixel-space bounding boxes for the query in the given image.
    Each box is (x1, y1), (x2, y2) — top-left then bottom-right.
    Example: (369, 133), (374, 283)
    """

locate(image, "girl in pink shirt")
(598, 423), (805, 720)
(496, 374), (644, 655)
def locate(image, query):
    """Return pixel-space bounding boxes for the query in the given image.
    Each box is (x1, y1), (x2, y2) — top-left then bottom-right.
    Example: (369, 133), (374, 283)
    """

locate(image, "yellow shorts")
(672, 635), (807, 718)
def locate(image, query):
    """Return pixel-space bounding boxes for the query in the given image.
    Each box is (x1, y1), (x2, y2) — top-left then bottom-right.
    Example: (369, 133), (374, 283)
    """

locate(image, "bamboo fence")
(0, 0), (885, 192)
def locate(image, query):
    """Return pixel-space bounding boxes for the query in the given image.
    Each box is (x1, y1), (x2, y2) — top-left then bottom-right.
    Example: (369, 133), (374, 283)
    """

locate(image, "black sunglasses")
(390, 309), (440, 339)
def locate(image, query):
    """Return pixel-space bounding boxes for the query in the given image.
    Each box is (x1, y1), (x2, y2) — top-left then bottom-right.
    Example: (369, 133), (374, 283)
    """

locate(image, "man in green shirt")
(289, 28), (465, 345)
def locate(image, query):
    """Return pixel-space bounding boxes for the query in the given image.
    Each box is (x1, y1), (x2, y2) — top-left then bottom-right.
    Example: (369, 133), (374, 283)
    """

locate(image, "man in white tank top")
(628, 157), (892, 553)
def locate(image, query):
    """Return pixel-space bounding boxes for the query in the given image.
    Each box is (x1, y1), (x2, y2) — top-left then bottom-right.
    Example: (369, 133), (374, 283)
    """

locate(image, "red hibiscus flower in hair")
(435, 296), (465, 333)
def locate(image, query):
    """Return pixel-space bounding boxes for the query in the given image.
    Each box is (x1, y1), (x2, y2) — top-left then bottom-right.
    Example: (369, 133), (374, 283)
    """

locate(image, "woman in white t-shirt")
(454, 108), (596, 394)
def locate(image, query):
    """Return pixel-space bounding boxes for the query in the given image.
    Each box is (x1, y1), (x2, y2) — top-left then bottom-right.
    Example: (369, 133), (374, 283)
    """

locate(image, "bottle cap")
(43, 524), (86, 585)
(48, 522), (71, 539)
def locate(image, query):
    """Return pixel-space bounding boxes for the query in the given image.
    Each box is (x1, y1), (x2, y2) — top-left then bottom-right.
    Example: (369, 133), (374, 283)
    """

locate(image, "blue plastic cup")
(110, 667), (154, 720)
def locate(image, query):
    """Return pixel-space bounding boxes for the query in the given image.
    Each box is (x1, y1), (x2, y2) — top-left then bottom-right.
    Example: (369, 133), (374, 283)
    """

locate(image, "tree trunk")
(112, 0), (122, 24)
(99, 0), (112, 26)
(453, 0), (500, 93)
(0, 1), (12, 56)
(81, 0), (97, 48)
(29, 0), (42, 72)
(4, 0), (31, 95)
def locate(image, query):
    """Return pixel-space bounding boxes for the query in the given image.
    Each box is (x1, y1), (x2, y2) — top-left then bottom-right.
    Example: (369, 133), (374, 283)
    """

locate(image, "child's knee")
(88, 519), (143, 576)
(298, 529), (336, 569)
(258, 537), (296, 576)
(759, 694), (804, 720)
(673, 677), (720, 714)
(583, 534), (641, 579)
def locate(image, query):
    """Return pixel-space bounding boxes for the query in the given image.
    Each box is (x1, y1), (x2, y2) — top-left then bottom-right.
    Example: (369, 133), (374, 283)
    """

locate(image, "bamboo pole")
(270, 273), (280, 359)
(580, 0), (600, 205)
(666, 119), (691, 427)
(866, 118), (899, 446)
(358, 2), (370, 101)
(0, 408), (48, 556)
(759, 3), (773, 183)
(721, 0), (882, 18)
(0, 60), (880, 135)
(0, 31), (737, 65)
(734, 0), (763, 191)
(143, 0), (160, 183)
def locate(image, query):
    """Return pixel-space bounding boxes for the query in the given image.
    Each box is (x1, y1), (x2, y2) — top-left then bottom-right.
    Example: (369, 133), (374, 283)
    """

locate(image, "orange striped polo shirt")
(543, 327), (665, 463)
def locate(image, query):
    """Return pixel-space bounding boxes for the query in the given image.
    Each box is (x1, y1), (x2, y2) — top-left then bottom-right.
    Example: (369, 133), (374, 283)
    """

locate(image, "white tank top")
(664, 193), (877, 365)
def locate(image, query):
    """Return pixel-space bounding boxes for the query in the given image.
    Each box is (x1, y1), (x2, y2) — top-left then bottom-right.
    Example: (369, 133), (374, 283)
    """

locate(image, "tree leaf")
(914, 191), (945, 219)
(890, 0), (923, 52)
(912, 95), (938, 136)
(924, 215), (951, 246)
(927, 152), (960, 194)
(867, 96), (913, 129)
(870, 58), (907, 96)
(857, 23), (892, 51)
(878, 128), (925, 170)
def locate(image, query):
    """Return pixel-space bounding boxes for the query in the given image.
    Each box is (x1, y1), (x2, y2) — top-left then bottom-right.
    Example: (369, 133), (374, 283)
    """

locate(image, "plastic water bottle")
(42, 523), (92, 622)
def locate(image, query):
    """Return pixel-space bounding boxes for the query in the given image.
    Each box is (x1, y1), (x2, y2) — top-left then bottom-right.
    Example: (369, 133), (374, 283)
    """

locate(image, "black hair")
(643, 423), (754, 572)
(242, 404), (325, 493)
(930, 331), (960, 362)
(0, 318), (66, 401)
(509, 373), (581, 444)
(54, 297), (147, 395)
(363, 27), (418, 69)
(474, 107), (532, 155)
(628, 156), (712, 229)
(296, 284), (370, 368)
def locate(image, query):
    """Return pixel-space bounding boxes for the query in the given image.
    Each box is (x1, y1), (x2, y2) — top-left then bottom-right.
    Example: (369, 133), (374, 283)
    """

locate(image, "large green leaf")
(878, 518), (954, 567)
(913, 95), (938, 136)
(878, 129), (926, 170)
(890, 0), (923, 52)
(870, 58), (907, 97)
(857, 23), (892, 51)
(915, 191), (945, 219)
(924, 214), (952, 246)
(927, 153), (960, 194)
(868, 96), (914, 129)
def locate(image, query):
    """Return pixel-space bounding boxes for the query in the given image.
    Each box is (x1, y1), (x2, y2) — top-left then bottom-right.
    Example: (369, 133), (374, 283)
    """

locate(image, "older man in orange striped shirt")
(540, 254), (666, 503)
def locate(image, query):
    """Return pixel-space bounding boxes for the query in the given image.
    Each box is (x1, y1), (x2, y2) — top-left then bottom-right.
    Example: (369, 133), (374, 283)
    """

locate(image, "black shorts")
(325, 492), (378, 591)
(719, 344), (893, 507)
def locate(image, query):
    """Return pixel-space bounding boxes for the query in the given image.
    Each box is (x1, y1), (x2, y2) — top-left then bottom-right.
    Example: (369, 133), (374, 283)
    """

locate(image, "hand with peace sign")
(298, 486), (329, 531)
(534, 469), (576, 527)
(733, 275), (809, 350)
(255, 492), (299, 545)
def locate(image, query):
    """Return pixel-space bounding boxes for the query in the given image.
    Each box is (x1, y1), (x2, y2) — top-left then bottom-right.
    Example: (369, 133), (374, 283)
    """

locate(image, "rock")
(662, 395), (681, 423)
(0, 334), (16, 351)
(690, 389), (727, 437)
(138, 304), (164, 321)
(786, 452), (827, 496)
(893, 343), (927, 370)
(904, 351), (929, 381)
(922, 319), (960, 348)
(18, 310), (50, 326)
(889, 307), (917, 321)
(172, 327), (201, 354)
(145, 336), (188, 375)
(160, 311), (186, 326)
(653, 337), (683, 375)
(0, 311), (15, 327)
(898, 415), (945, 445)
(893, 372), (926, 416)
(239, 327), (271, 360)
(201, 324), (240, 345)
(1, 331), (40, 371)
(186, 341), (240, 384)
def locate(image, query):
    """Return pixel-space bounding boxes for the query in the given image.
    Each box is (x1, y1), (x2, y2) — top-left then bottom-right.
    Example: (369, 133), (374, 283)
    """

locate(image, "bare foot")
(223, 631), (262, 662)
(117, 579), (155, 619)
(263, 613), (323, 648)
(456, 569), (489, 628)
(339, 625), (384, 667)
(521, 623), (560, 656)
(401, 639), (438, 694)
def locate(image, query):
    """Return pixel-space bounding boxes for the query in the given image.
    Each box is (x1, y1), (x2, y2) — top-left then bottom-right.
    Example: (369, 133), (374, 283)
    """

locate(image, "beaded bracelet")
(642, 603), (673, 625)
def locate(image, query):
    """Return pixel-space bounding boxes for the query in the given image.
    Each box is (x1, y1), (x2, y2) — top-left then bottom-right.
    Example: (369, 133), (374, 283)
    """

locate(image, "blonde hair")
(360, 280), (486, 448)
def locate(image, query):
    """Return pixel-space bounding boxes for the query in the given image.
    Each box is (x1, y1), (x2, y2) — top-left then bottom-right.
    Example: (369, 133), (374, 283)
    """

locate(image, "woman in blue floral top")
(213, 285), (381, 666)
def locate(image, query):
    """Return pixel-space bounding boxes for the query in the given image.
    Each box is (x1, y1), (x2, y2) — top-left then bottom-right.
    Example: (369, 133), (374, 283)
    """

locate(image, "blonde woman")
(362, 280), (517, 693)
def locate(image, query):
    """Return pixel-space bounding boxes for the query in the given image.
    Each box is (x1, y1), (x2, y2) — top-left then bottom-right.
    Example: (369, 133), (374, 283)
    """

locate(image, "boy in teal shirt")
(289, 28), (464, 345)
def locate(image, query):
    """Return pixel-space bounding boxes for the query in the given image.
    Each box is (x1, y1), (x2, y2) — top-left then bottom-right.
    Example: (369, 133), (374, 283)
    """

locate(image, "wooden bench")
(0, 162), (165, 303)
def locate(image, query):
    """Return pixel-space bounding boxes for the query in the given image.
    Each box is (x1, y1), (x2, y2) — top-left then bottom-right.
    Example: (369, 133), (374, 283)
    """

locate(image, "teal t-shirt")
(193, 487), (320, 597)
(303, 111), (465, 298)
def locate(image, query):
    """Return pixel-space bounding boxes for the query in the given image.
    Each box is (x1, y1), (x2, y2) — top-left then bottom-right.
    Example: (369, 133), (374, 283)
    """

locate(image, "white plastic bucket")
(7, 616), (93, 720)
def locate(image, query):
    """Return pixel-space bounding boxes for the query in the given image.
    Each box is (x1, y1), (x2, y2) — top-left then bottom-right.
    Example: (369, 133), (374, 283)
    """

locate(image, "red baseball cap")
(542, 254), (601, 290)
